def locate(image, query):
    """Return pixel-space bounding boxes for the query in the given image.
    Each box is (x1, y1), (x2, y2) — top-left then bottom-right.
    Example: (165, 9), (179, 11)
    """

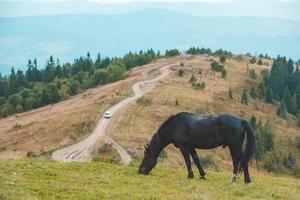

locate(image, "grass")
(108, 55), (300, 171)
(0, 158), (299, 200)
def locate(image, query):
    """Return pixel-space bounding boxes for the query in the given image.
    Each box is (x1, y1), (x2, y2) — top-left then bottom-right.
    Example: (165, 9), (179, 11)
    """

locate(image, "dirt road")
(52, 63), (179, 164)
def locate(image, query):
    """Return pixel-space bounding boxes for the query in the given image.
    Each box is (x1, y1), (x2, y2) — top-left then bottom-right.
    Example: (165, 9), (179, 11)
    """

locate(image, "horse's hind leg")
(190, 148), (206, 180)
(229, 145), (242, 183)
(180, 147), (194, 179)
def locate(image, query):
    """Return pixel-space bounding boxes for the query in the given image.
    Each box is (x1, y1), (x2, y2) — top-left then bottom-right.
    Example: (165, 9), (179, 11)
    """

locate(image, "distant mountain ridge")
(0, 9), (299, 74)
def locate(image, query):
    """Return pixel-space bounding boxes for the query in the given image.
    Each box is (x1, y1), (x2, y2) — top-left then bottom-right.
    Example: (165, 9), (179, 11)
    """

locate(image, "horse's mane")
(144, 114), (177, 154)
(158, 114), (176, 132)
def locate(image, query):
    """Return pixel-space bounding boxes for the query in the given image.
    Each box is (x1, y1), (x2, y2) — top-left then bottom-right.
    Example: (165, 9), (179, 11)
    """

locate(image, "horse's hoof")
(188, 175), (194, 179)
(200, 176), (206, 180)
(245, 180), (251, 184)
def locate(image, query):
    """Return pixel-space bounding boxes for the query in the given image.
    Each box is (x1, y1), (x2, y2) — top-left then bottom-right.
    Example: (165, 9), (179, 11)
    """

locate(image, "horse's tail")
(240, 119), (256, 173)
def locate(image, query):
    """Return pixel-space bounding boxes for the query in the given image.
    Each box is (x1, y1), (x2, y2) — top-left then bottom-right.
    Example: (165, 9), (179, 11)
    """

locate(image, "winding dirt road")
(52, 63), (179, 164)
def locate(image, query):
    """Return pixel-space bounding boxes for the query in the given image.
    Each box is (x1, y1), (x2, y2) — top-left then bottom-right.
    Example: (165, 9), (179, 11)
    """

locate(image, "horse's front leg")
(180, 147), (194, 179)
(190, 148), (206, 180)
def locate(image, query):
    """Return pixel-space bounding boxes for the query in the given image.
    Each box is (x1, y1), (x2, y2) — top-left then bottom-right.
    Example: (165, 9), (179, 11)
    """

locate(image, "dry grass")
(0, 58), (182, 158)
(108, 55), (300, 170)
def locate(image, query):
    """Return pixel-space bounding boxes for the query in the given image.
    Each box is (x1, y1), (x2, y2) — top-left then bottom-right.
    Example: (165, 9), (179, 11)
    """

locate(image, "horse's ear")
(144, 143), (150, 153)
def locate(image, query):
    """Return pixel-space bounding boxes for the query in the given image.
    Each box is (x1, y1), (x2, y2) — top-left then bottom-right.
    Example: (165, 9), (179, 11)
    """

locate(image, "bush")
(192, 82), (206, 90)
(199, 155), (216, 169)
(250, 57), (256, 64)
(256, 120), (274, 159)
(137, 97), (152, 106)
(249, 69), (257, 79)
(221, 69), (227, 78)
(250, 86), (257, 99)
(178, 68), (184, 77)
(277, 101), (288, 119)
(220, 55), (226, 63)
(189, 74), (196, 83)
(241, 89), (248, 105)
(210, 61), (225, 72)
(262, 151), (282, 172)
(283, 153), (296, 170)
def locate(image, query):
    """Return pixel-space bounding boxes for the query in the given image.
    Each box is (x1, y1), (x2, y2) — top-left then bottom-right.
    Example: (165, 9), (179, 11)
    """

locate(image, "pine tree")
(250, 86), (257, 99)
(241, 89), (249, 105)
(221, 69), (227, 78)
(250, 115), (257, 129)
(220, 55), (226, 63)
(265, 87), (273, 103)
(277, 100), (288, 118)
(189, 74), (196, 83)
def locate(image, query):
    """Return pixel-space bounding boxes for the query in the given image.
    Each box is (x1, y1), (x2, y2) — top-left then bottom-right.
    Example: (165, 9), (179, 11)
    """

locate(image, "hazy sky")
(0, 0), (299, 20)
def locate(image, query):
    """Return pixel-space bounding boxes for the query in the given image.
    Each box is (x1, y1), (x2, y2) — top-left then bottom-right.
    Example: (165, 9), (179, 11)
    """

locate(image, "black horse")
(138, 112), (256, 183)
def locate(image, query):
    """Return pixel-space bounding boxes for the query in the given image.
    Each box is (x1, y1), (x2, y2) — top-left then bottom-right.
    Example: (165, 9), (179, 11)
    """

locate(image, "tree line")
(0, 49), (162, 117)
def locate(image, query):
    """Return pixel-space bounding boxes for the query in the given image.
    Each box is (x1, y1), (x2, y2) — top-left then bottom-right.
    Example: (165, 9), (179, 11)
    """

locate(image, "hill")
(0, 54), (299, 176)
(1, 9), (300, 74)
(0, 158), (299, 200)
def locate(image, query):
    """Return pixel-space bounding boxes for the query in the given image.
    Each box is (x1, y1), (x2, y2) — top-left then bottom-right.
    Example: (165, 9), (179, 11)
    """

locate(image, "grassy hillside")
(0, 158), (299, 200)
(108, 55), (300, 174)
(0, 58), (181, 158)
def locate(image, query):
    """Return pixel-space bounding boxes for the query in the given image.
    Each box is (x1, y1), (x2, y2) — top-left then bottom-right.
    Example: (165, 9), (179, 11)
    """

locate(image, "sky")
(0, 0), (299, 20)
(0, 0), (299, 74)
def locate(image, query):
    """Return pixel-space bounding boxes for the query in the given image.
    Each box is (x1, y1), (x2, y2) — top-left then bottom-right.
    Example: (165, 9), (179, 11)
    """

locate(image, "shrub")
(256, 120), (274, 159)
(199, 155), (216, 169)
(250, 57), (256, 64)
(192, 82), (206, 90)
(249, 69), (257, 79)
(277, 101), (288, 119)
(178, 68), (184, 77)
(189, 74), (196, 83)
(258, 58), (263, 65)
(210, 61), (225, 72)
(262, 151), (282, 172)
(250, 86), (257, 99)
(137, 97), (152, 106)
(221, 69), (227, 78)
(283, 153), (296, 170)
(241, 89), (248, 105)
(220, 55), (226, 63)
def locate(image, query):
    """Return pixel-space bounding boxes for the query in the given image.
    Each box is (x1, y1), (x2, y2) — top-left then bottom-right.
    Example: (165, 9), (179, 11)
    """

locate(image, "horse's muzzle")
(138, 167), (149, 175)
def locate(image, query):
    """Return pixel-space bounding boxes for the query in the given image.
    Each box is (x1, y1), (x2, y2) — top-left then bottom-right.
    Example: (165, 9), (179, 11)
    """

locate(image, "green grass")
(0, 159), (299, 200)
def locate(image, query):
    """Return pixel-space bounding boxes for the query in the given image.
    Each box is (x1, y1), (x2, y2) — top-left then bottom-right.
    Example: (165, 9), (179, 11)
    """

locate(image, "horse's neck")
(150, 133), (169, 157)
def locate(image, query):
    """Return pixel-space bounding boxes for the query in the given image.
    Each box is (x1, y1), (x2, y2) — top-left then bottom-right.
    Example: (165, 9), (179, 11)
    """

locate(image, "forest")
(0, 49), (160, 117)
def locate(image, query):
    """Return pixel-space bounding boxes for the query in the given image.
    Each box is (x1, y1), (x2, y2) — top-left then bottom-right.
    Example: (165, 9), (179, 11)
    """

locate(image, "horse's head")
(138, 143), (157, 175)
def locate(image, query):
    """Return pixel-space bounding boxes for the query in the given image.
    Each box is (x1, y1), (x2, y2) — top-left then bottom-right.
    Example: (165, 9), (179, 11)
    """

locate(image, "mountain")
(0, 9), (300, 74)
